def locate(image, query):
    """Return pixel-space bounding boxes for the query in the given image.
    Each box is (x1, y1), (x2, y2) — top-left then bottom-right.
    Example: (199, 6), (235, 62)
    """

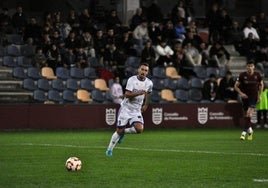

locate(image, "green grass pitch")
(0, 129), (268, 188)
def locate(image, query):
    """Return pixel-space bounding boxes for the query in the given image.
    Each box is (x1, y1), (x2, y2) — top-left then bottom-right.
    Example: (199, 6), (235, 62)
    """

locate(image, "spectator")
(146, 0), (163, 23)
(75, 47), (88, 69)
(23, 17), (42, 44)
(105, 28), (117, 47)
(110, 76), (124, 104)
(206, 3), (221, 44)
(186, 20), (198, 36)
(184, 42), (202, 66)
(130, 8), (146, 30)
(67, 10), (80, 34)
(132, 19), (150, 49)
(105, 9), (123, 35)
(53, 11), (64, 32)
(141, 40), (156, 70)
(43, 11), (54, 30)
(241, 32), (258, 61)
(79, 8), (93, 32)
(51, 30), (64, 48)
(255, 47), (268, 73)
(183, 31), (202, 49)
(171, 1), (187, 25)
(209, 41), (230, 67)
(12, 6), (27, 34)
(94, 29), (106, 58)
(227, 21), (244, 52)
(202, 73), (218, 102)
(0, 8), (13, 34)
(219, 9), (233, 44)
(64, 31), (80, 50)
(243, 21), (260, 41)
(218, 71), (237, 101)
(198, 42), (214, 67)
(256, 12), (268, 33)
(161, 20), (176, 46)
(103, 42), (122, 73)
(116, 31), (135, 57)
(33, 48), (47, 68)
(46, 43), (61, 71)
(174, 20), (186, 42)
(148, 21), (161, 45)
(256, 84), (268, 129)
(63, 48), (76, 68)
(81, 31), (95, 57)
(155, 38), (174, 67)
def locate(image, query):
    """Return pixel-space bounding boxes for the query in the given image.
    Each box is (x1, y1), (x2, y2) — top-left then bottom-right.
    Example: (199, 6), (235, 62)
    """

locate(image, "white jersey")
(121, 75), (153, 112)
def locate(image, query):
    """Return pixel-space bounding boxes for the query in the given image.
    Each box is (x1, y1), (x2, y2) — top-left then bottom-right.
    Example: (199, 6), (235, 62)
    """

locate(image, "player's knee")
(116, 128), (125, 135)
(134, 123), (144, 134)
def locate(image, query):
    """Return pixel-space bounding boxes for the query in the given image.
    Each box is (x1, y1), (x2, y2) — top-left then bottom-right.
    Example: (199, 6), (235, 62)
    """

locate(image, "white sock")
(247, 127), (253, 134)
(107, 132), (120, 151)
(241, 131), (247, 136)
(124, 127), (137, 134)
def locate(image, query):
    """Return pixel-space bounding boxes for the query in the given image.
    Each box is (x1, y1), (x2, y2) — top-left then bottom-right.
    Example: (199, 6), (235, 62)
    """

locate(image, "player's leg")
(246, 107), (254, 140)
(106, 109), (128, 156)
(240, 100), (249, 140)
(125, 113), (144, 134)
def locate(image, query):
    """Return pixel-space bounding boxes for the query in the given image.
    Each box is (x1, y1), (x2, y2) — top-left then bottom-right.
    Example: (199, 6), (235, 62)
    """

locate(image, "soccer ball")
(65, 157), (82, 171)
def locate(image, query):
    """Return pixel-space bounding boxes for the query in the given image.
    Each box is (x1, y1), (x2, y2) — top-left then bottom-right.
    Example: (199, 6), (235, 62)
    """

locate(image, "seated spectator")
(132, 19), (150, 49)
(219, 9), (233, 44)
(130, 8), (146, 30)
(148, 21), (161, 45)
(241, 32), (258, 60)
(243, 21), (260, 41)
(23, 17), (42, 44)
(183, 31), (202, 49)
(161, 20), (176, 46)
(227, 21), (244, 52)
(63, 48), (76, 68)
(218, 71), (237, 101)
(110, 76), (124, 104)
(46, 43), (62, 71)
(155, 39), (174, 67)
(94, 29), (106, 58)
(81, 31), (95, 57)
(105, 9), (124, 35)
(198, 42), (213, 67)
(33, 48), (47, 68)
(174, 20), (186, 42)
(75, 47), (88, 69)
(255, 47), (268, 73)
(202, 73), (218, 101)
(141, 40), (156, 70)
(0, 8), (13, 34)
(79, 8), (93, 32)
(209, 41), (230, 67)
(206, 3), (221, 44)
(184, 42), (202, 66)
(146, 0), (163, 23)
(67, 10), (80, 34)
(64, 31), (80, 50)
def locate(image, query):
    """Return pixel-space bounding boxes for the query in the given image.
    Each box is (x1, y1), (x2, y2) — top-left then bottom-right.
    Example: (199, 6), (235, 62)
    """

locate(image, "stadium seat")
(23, 78), (37, 91)
(218, 67), (229, 78)
(84, 67), (97, 79)
(12, 67), (27, 79)
(17, 56), (32, 67)
(56, 67), (70, 80)
(88, 57), (100, 68)
(94, 78), (110, 91)
(164, 78), (178, 90)
(105, 90), (113, 103)
(174, 89), (189, 102)
(6, 45), (20, 56)
(91, 89), (106, 103)
(27, 67), (42, 80)
(33, 90), (47, 102)
(193, 66), (206, 79)
(66, 78), (79, 91)
(70, 67), (84, 79)
(80, 78), (94, 91)
(206, 67), (219, 78)
(62, 90), (76, 103)
(51, 79), (66, 91)
(41, 67), (57, 79)
(150, 90), (161, 103)
(77, 89), (92, 103)
(161, 89), (177, 102)
(188, 88), (202, 102)
(3, 56), (17, 67)
(152, 66), (166, 79)
(7, 34), (23, 45)
(48, 89), (63, 103)
(20, 45), (36, 57)
(166, 67), (181, 79)
(152, 78), (165, 90)
(37, 78), (52, 91)
(177, 77), (189, 90)
(189, 77), (203, 89)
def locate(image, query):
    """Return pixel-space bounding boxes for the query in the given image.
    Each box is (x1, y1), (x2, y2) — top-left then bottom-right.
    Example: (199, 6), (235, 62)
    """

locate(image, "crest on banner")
(152, 108), (163, 125)
(105, 108), (116, 125)
(198, 107), (208, 124)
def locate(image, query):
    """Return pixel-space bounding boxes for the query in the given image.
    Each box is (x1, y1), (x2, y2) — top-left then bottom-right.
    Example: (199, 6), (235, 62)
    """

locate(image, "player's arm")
(234, 80), (248, 98)
(125, 90), (146, 98)
(142, 92), (151, 113)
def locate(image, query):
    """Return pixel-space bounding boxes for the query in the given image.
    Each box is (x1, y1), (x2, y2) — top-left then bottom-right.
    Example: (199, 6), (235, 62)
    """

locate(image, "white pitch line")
(253, 179), (268, 183)
(3, 143), (268, 157)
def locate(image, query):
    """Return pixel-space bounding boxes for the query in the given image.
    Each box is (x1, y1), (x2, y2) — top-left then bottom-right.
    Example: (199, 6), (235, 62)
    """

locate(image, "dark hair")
(247, 60), (255, 64)
(140, 62), (149, 67)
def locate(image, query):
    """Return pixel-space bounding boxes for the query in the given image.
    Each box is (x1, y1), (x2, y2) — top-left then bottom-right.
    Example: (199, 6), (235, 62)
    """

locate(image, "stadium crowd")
(0, 0), (268, 103)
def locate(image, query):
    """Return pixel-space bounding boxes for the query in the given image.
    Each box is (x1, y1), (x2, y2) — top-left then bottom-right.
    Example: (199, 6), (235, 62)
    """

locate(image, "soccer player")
(234, 60), (264, 140)
(106, 63), (153, 156)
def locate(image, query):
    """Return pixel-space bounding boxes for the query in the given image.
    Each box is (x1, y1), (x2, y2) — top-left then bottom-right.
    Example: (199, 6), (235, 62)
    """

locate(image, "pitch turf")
(0, 129), (268, 188)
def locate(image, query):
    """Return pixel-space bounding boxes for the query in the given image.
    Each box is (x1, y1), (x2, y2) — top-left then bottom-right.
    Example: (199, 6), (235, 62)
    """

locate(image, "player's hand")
(139, 90), (146, 95)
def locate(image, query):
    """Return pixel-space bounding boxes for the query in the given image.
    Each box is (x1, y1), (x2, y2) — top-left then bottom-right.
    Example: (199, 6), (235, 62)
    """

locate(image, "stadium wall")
(0, 103), (249, 130)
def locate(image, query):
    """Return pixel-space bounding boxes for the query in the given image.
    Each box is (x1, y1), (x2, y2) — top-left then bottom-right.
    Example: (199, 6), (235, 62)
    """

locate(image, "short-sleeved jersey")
(237, 71), (262, 99)
(121, 75), (153, 111)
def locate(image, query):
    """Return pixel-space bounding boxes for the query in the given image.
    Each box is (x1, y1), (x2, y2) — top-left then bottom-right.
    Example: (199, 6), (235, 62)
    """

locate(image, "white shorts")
(117, 106), (144, 128)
